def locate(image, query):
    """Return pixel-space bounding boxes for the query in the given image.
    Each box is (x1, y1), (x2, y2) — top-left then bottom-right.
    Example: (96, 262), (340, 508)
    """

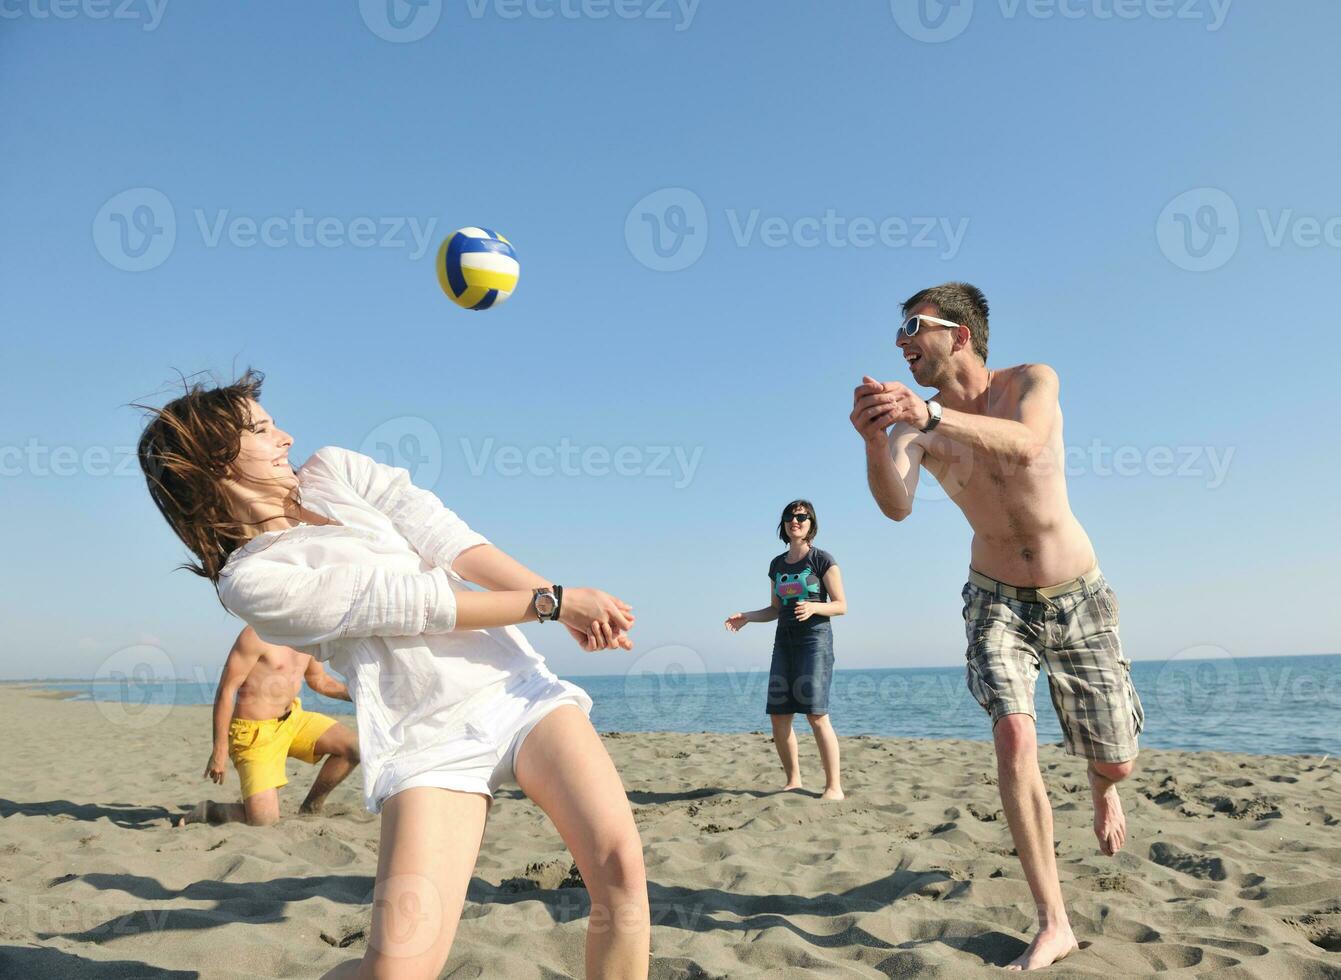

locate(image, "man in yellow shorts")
(175, 626), (360, 826)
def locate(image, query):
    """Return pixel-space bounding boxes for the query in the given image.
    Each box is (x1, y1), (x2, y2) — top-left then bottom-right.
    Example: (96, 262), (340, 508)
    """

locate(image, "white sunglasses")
(898, 313), (960, 340)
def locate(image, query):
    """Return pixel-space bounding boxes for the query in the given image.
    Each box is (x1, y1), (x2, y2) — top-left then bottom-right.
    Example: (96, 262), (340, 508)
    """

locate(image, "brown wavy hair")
(132, 368), (285, 599)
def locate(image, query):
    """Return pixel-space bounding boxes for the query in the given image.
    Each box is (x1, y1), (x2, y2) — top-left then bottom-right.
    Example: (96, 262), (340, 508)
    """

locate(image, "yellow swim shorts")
(228, 698), (339, 800)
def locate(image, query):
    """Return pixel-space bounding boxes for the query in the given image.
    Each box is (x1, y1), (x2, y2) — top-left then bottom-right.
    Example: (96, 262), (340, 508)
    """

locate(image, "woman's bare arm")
(726, 586), (781, 631)
(453, 543), (634, 651)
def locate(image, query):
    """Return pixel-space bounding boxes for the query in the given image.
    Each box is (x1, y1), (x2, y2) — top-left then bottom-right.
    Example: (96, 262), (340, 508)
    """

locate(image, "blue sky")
(2, 1), (1338, 683)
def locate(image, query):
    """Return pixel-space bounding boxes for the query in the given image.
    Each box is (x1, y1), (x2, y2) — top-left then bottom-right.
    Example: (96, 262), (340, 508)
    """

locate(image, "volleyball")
(436, 227), (519, 311)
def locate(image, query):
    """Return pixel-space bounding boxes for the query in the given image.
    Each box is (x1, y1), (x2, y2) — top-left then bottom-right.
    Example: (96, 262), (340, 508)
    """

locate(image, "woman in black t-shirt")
(725, 499), (847, 799)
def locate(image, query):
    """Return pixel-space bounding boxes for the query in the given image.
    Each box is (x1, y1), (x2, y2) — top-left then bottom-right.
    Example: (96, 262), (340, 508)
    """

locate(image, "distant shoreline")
(9, 654), (1339, 759)
(5, 649), (1339, 685)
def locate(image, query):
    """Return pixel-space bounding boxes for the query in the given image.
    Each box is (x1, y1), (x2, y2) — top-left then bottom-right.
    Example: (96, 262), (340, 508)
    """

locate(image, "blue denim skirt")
(766, 622), (834, 715)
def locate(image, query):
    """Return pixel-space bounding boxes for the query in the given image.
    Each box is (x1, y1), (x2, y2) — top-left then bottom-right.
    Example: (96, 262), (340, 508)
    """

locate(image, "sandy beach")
(1, 685), (1338, 978)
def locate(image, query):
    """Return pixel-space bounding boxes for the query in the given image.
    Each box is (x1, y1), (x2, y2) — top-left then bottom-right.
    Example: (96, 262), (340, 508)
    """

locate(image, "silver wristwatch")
(922, 399), (943, 432)
(532, 586), (560, 622)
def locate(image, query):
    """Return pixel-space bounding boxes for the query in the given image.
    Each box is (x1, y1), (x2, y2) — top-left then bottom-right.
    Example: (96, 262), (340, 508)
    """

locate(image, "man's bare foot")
(1006, 923), (1078, 971)
(820, 786), (845, 800)
(174, 800), (213, 827)
(781, 779), (803, 791)
(299, 799), (325, 816)
(1091, 782), (1126, 856)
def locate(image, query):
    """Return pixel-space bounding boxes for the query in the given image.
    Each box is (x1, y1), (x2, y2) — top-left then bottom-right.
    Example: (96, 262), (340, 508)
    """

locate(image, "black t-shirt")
(768, 547), (837, 632)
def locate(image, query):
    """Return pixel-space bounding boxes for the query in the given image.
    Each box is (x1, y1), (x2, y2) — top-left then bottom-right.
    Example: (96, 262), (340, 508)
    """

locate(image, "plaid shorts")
(961, 567), (1144, 764)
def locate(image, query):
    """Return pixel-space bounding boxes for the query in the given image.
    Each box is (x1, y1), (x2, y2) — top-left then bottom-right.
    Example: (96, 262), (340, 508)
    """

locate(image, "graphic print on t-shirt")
(775, 569), (820, 606)
(769, 548), (836, 629)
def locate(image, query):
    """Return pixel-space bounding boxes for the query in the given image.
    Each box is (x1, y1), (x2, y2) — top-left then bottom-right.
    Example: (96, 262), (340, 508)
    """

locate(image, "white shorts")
(379, 669), (593, 807)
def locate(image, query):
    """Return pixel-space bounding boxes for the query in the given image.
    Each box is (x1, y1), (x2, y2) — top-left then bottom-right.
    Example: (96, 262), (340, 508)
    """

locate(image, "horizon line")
(4, 649), (1338, 685)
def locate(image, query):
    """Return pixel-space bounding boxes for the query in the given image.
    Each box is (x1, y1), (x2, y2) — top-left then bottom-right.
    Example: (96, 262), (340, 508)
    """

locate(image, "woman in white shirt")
(137, 371), (650, 980)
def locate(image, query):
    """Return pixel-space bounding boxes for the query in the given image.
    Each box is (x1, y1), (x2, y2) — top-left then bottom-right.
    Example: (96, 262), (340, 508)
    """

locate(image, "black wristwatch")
(922, 399), (943, 432)
(532, 585), (563, 622)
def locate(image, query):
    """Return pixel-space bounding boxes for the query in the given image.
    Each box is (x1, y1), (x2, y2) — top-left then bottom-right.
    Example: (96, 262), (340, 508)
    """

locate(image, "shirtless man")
(850, 282), (1144, 971)
(175, 626), (361, 827)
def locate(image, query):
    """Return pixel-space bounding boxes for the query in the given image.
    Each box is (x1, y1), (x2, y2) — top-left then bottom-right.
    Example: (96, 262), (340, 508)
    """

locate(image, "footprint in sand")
(290, 835), (357, 867)
(1148, 841), (1229, 881)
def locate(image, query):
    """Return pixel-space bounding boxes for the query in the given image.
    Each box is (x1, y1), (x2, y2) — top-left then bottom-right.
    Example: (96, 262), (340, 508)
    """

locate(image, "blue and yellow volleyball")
(436, 227), (519, 310)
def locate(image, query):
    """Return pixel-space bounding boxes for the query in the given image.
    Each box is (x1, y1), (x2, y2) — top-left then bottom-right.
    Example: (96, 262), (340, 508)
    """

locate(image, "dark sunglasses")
(786, 513), (812, 524)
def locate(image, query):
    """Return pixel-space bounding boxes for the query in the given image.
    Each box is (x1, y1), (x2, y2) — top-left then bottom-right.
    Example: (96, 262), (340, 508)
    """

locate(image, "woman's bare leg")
(320, 787), (489, 980)
(770, 713), (802, 789)
(805, 713), (844, 800)
(514, 705), (650, 980)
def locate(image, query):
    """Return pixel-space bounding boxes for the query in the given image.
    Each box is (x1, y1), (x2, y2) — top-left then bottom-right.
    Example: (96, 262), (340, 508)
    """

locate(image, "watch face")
(535, 593), (557, 617)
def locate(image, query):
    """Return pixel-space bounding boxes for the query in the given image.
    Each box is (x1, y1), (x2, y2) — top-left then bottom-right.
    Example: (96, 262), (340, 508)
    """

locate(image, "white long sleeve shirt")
(216, 445), (556, 811)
